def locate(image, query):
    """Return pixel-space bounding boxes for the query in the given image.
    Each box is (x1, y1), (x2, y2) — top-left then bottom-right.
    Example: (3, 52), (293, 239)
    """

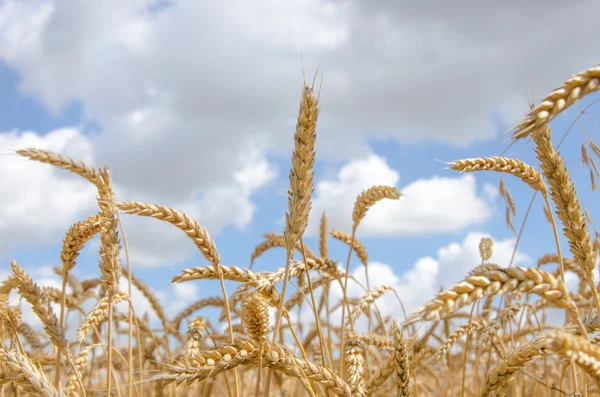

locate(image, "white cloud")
(290, 231), (529, 338)
(0, 0), (597, 208)
(1, 128), (276, 266)
(0, 129), (97, 251)
(116, 146), (277, 267)
(309, 154), (491, 236)
(483, 182), (499, 201)
(343, 232), (529, 320)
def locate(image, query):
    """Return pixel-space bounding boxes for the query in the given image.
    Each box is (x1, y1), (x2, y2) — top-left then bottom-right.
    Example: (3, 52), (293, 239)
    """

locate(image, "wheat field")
(1, 62), (600, 397)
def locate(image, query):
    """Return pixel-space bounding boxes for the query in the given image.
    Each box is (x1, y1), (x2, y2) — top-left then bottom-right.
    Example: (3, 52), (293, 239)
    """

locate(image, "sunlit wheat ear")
(319, 212), (329, 259)
(283, 84), (319, 251)
(409, 265), (575, 322)
(65, 345), (94, 397)
(352, 186), (402, 231)
(344, 340), (366, 397)
(543, 202), (553, 224)
(0, 305), (22, 340)
(550, 330), (600, 382)
(347, 331), (394, 351)
(242, 293), (271, 343)
(115, 201), (219, 266)
(76, 290), (129, 343)
(17, 147), (101, 185)
(434, 319), (486, 359)
(152, 341), (259, 386)
(96, 168), (122, 297)
(0, 348), (64, 397)
(184, 316), (207, 358)
(271, 82), (326, 397)
(478, 237), (493, 263)
(391, 321), (412, 397)
(350, 285), (392, 324)
(532, 125), (600, 314)
(10, 260), (68, 352)
(331, 229), (368, 266)
(477, 304), (522, 348)
(511, 63), (600, 140)
(449, 156), (547, 195)
(243, 291), (271, 396)
(482, 331), (553, 397)
(366, 352), (396, 395)
(61, 214), (103, 274)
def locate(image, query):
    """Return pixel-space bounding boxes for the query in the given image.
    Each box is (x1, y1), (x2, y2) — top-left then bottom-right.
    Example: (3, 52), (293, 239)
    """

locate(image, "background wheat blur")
(0, 60), (600, 397)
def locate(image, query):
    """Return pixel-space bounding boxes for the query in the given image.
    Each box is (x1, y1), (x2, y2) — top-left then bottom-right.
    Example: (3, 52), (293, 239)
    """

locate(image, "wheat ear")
(532, 125), (600, 318)
(511, 64), (600, 140)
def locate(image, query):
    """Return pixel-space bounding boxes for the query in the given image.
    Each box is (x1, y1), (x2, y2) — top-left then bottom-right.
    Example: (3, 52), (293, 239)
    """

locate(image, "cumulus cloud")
(0, 0), (597, 205)
(308, 154), (491, 236)
(1, 128), (276, 266)
(291, 231), (529, 338)
(116, 146), (277, 267)
(0, 129), (97, 251)
(345, 232), (529, 318)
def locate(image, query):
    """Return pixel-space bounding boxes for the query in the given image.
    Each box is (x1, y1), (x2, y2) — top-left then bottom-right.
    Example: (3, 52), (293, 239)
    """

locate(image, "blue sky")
(1, 0), (599, 329)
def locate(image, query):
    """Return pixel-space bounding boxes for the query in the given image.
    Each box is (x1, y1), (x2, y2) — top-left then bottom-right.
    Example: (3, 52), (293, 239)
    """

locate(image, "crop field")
(1, 60), (600, 397)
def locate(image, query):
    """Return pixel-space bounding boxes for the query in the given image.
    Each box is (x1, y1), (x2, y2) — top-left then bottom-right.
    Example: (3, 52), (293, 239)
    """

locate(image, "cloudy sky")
(0, 0), (599, 329)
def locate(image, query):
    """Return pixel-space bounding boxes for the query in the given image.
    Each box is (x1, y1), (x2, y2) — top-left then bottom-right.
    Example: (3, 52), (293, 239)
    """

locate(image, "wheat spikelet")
(391, 321), (411, 397)
(331, 229), (369, 266)
(95, 168), (122, 299)
(532, 125), (599, 314)
(173, 264), (260, 285)
(61, 214), (103, 274)
(344, 340), (366, 397)
(0, 348), (66, 397)
(41, 287), (81, 310)
(184, 316), (207, 358)
(283, 84), (319, 251)
(366, 349), (396, 394)
(352, 186), (401, 230)
(449, 157), (547, 194)
(16, 147), (100, 185)
(262, 342), (352, 397)
(242, 293), (270, 343)
(10, 260), (68, 351)
(478, 237), (493, 263)
(65, 345), (93, 397)
(511, 64), (600, 140)
(434, 319), (486, 359)
(154, 341), (352, 396)
(468, 263), (501, 277)
(481, 331), (552, 396)
(409, 266), (575, 322)
(347, 331), (393, 351)
(153, 341), (258, 386)
(550, 330), (600, 383)
(116, 201), (219, 266)
(320, 212), (329, 259)
(477, 304), (521, 348)
(173, 259), (339, 294)
(350, 285), (392, 323)
(76, 290), (128, 343)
